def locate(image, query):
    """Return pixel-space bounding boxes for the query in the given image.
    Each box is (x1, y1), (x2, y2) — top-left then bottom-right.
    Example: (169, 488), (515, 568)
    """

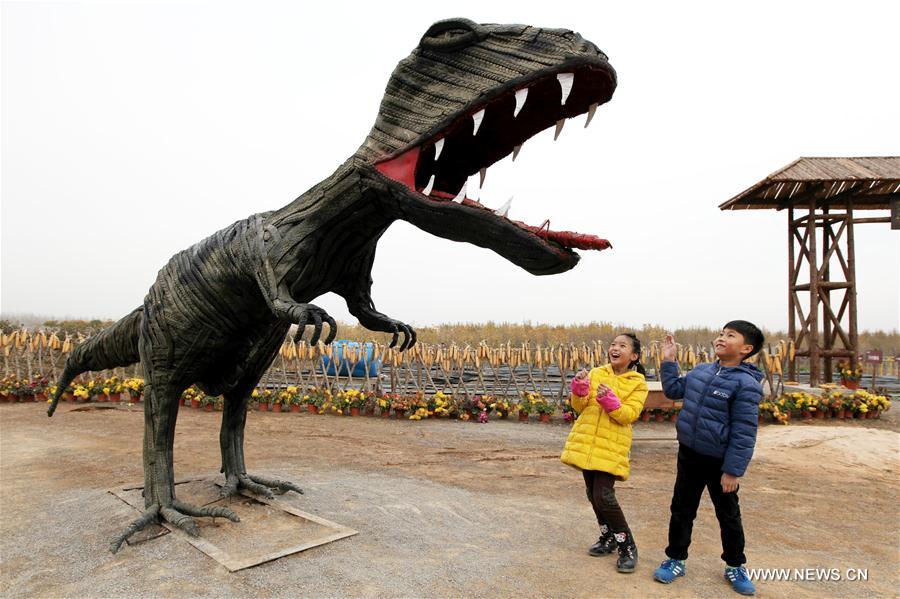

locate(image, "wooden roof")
(720, 157), (900, 210)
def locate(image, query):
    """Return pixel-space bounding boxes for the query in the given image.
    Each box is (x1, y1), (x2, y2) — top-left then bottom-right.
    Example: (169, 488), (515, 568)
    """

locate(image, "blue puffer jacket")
(660, 361), (763, 476)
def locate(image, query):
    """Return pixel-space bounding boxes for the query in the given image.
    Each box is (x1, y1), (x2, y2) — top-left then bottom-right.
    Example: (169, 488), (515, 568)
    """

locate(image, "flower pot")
(307, 404), (318, 414)
(802, 410), (812, 420)
(853, 411), (863, 419)
(132, 394), (142, 403)
(272, 403), (282, 413)
(36, 393), (48, 403)
(841, 379), (859, 390)
(823, 409), (831, 419)
(395, 410), (405, 420)
(350, 407), (360, 416)
(62, 392), (75, 403)
(835, 409), (845, 419)
(381, 410), (391, 418)
(814, 409), (825, 419)
(654, 413), (665, 422)
(109, 393), (121, 403)
(539, 413), (551, 423)
(190, 399), (199, 409)
(179, 397), (185, 407)
(365, 408), (376, 417)
(291, 404), (301, 413)
(865, 411), (874, 419)
(670, 413), (678, 424)
(204, 403), (213, 412)
(518, 412), (529, 422)
(258, 401), (268, 412)
(21, 394), (35, 403)
(873, 410), (881, 419)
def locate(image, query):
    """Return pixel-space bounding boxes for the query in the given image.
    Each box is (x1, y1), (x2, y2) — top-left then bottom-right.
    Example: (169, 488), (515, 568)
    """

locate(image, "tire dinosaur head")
(362, 18), (616, 275)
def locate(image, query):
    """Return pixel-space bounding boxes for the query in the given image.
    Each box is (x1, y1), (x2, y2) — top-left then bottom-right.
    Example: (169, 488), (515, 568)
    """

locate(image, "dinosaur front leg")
(351, 301), (417, 351)
(271, 299), (337, 345)
(337, 243), (416, 350)
(219, 391), (303, 499)
(110, 378), (239, 553)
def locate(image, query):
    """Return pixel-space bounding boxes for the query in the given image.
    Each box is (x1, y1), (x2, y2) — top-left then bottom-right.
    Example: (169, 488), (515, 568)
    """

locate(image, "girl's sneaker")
(653, 559), (685, 583)
(724, 566), (755, 595)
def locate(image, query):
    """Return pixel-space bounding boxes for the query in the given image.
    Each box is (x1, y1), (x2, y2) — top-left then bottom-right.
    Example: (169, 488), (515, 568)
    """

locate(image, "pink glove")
(596, 387), (621, 412)
(571, 377), (590, 397)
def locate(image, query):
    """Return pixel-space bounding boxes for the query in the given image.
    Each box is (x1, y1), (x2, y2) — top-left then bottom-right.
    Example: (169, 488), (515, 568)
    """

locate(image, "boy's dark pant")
(665, 443), (746, 566)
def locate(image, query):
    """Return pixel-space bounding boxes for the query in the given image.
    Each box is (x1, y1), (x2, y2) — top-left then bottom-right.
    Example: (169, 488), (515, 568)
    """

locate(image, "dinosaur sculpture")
(49, 18), (616, 552)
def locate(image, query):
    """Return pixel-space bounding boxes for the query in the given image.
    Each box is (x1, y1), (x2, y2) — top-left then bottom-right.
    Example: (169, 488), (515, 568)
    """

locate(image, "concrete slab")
(109, 476), (357, 571)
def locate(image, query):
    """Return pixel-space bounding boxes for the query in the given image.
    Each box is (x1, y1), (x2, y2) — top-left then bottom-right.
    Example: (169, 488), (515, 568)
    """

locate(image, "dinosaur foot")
(220, 473), (304, 500)
(109, 500), (239, 554)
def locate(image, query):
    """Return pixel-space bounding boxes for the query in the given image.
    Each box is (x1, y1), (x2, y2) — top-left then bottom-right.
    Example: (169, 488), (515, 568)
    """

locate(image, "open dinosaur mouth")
(376, 64), (613, 253)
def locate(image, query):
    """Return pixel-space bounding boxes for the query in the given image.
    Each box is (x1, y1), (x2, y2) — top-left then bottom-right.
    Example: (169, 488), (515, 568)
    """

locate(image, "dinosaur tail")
(48, 307), (144, 417)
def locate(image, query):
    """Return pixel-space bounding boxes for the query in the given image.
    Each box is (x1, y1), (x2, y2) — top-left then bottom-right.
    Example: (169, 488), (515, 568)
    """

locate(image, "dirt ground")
(1, 402), (898, 598)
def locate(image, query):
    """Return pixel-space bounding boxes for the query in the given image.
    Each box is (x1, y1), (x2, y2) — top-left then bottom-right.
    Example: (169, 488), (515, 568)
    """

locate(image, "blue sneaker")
(725, 566), (755, 595)
(653, 559), (686, 583)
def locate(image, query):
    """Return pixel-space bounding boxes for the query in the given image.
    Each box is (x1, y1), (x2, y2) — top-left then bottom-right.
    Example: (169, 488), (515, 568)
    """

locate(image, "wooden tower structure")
(720, 157), (899, 385)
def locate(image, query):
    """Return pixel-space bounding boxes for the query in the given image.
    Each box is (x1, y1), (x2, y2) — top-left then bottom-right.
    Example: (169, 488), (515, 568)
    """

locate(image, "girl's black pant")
(582, 469), (629, 534)
(665, 443), (746, 566)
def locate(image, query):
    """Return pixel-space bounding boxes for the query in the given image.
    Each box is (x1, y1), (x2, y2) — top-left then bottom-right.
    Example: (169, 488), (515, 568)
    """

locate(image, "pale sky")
(2, 1), (898, 332)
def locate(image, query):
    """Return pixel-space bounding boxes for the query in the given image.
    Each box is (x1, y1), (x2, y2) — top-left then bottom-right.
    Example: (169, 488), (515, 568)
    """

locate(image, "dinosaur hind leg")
(110, 371), (239, 553)
(218, 389), (304, 499)
(217, 325), (303, 499)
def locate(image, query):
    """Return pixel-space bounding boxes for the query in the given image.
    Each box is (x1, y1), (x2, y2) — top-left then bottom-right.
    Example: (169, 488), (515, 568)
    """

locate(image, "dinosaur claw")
(323, 318), (337, 345)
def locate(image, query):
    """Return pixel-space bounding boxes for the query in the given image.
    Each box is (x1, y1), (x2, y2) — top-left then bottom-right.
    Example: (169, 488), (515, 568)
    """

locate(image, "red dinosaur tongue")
(375, 146), (611, 252)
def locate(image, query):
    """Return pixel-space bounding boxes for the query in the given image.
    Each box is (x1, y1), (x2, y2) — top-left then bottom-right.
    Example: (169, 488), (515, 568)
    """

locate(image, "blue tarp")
(321, 341), (381, 377)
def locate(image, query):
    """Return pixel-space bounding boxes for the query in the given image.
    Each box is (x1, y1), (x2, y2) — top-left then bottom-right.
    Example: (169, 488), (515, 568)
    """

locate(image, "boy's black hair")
(723, 320), (765, 359)
(618, 333), (647, 376)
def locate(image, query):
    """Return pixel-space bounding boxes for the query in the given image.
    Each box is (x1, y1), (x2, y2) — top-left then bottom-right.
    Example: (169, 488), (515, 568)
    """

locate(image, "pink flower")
(478, 411), (489, 423)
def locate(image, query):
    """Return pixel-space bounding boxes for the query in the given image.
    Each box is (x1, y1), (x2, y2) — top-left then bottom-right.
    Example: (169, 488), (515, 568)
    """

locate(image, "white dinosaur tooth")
(422, 174), (435, 196)
(512, 144), (522, 162)
(556, 72), (574, 105)
(494, 197), (512, 218)
(471, 108), (485, 135)
(433, 138), (445, 161)
(584, 102), (598, 128)
(452, 182), (467, 203)
(553, 118), (566, 141)
(479, 167), (487, 187)
(513, 88), (529, 117)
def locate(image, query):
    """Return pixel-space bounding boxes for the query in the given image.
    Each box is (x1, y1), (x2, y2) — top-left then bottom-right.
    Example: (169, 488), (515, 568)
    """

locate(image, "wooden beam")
(851, 217), (891, 224)
(793, 282), (852, 291)
(794, 349), (854, 358)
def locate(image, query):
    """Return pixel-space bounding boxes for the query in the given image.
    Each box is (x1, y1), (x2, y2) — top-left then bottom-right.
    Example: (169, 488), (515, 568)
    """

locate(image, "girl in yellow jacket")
(560, 333), (648, 573)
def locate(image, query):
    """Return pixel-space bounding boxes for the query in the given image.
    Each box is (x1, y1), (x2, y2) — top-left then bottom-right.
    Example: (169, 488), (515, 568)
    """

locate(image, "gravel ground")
(0, 403), (898, 598)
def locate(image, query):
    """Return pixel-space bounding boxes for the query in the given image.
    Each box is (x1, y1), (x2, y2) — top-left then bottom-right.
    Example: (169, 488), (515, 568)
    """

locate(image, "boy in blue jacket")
(653, 321), (764, 596)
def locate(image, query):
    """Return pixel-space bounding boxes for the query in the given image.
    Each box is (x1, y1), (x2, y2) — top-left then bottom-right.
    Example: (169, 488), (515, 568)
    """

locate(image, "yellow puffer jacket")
(560, 365), (648, 480)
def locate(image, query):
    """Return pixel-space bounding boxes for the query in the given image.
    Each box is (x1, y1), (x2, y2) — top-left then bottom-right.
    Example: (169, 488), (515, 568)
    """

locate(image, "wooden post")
(807, 199), (820, 386)
(846, 200), (859, 371)
(787, 207), (797, 381)
(821, 207), (833, 383)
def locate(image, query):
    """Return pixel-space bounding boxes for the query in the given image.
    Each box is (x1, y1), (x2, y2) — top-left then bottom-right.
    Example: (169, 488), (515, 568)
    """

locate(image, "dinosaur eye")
(420, 18), (484, 51)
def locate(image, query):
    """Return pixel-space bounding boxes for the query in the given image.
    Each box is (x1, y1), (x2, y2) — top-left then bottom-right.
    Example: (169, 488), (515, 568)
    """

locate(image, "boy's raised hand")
(662, 334), (677, 361)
